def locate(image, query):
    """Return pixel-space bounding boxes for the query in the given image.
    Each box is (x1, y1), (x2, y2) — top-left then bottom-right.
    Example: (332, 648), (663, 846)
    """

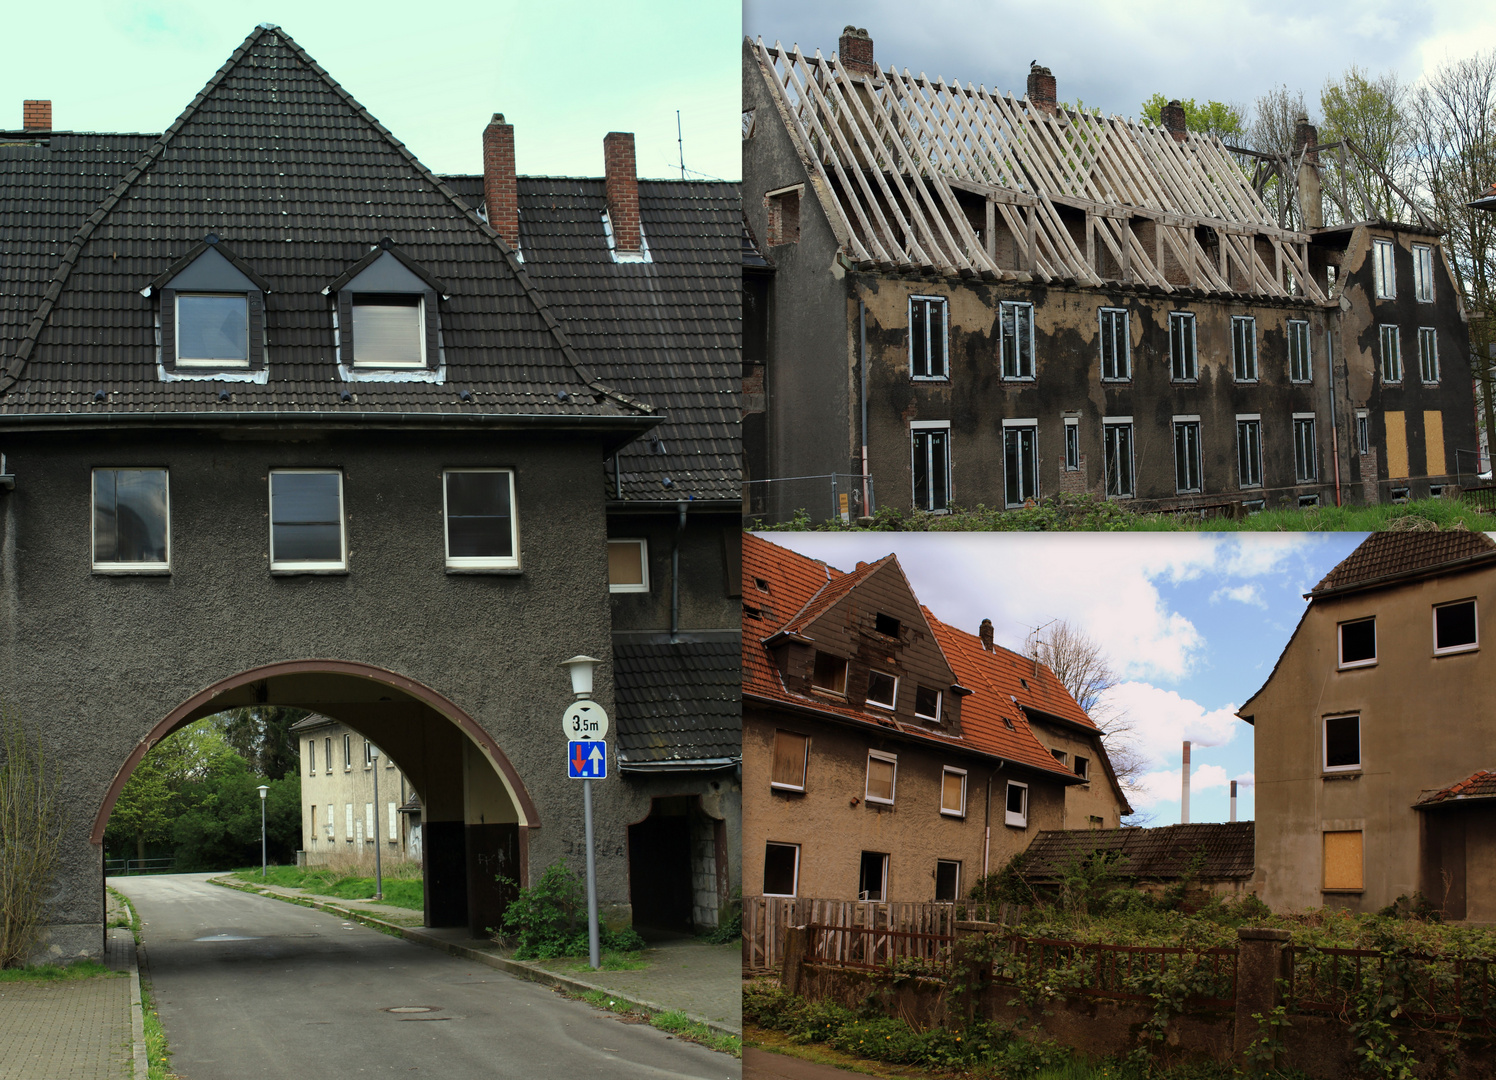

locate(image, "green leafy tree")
(1140, 93), (1245, 140)
(1320, 66), (1413, 223)
(217, 706), (306, 780)
(105, 719), (236, 864)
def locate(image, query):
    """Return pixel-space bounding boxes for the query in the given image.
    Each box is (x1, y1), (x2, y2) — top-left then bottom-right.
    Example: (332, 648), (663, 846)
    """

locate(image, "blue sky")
(755, 531), (1377, 825)
(1, 1), (740, 180)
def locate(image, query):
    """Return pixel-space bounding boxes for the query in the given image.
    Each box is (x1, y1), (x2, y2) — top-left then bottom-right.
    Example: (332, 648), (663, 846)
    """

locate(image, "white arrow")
(588, 745), (604, 770)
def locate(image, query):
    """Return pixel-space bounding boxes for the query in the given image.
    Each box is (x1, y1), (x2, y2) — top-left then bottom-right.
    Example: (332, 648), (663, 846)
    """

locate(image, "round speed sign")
(562, 699), (610, 741)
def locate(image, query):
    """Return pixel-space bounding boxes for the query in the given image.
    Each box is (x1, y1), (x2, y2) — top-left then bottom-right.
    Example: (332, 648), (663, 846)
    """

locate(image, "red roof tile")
(1414, 770), (1496, 807)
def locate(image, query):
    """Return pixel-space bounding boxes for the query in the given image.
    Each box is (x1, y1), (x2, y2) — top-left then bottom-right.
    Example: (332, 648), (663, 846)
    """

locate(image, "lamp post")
(561, 655), (602, 970)
(257, 784), (269, 880)
(369, 745), (383, 901)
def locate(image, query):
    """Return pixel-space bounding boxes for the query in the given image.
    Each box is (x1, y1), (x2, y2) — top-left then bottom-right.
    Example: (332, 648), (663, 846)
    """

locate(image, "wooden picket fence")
(743, 895), (1027, 975)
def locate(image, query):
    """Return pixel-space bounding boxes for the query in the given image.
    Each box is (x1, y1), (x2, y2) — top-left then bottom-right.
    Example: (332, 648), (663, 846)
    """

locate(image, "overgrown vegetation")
(495, 861), (645, 960)
(0, 958), (114, 982)
(704, 889), (742, 945)
(230, 862), (424, 911)
(0, 706), (64, 968)
(111, 887), (173, 1080)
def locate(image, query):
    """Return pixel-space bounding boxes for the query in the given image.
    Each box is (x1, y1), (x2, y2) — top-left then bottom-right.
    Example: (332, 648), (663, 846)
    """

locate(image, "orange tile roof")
(1414, 770), (1496, 807)
(743, 533), (1081, 779)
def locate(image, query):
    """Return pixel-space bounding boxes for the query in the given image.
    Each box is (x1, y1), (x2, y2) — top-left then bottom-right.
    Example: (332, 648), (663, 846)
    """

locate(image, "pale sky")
(2, 0), (740, 180)
(743, 0), (1496, 126)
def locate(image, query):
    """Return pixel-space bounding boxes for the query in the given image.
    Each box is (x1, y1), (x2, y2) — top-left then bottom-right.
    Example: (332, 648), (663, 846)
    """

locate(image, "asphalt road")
(114, 873), (737, 1080)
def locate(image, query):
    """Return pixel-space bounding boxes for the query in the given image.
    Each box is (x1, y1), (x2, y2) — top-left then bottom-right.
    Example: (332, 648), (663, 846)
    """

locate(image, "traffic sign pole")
(583, 776), (600, 970)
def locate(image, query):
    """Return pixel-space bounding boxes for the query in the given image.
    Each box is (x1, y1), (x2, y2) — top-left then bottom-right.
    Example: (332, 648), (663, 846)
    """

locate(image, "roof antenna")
(1024, 618), (1054, 679)
(677, 110), (685, 180)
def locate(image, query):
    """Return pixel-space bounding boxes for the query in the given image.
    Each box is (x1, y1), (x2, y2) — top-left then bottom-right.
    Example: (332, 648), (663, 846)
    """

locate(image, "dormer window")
(351, 294), (425, 367)
(914, 685), (942, 722)
(145, 235), (268, 379)
(811, 651), (847, 695)
(325, 240), (448, 380)
(176, 294), (249, 366)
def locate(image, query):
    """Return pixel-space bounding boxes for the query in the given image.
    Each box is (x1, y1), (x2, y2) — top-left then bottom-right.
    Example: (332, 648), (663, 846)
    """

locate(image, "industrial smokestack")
(1230, 779), (1238, 822)
(1181, 741), (1191, 824)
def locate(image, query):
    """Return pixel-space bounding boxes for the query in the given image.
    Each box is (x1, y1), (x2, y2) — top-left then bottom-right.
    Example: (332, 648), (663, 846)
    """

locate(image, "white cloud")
(1130, 763), (1233, 810)
(1234, 772), (1256, 788)
(1210, 583), (1266, 608)
(1098, 681), (1244, 763)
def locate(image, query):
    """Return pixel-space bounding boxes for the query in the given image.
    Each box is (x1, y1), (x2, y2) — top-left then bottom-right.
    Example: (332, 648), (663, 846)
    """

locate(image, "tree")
(217, 706), (307, 780)
(0, 707), (63, 967)
(105, 720), (237, 865)
(1027, 619), (1145, 791)
(1139, 93), (1245, 141)
(1319, 66), (1413, 224)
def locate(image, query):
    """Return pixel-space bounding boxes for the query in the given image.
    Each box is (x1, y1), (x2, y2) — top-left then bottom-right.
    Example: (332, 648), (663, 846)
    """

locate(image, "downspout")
(613, 453), (622, 500)
(1327, 322), (1342, 506)
(859, 299), (870, 514)
(983, 763), (1001, 880)
(669, 501), (687, 643)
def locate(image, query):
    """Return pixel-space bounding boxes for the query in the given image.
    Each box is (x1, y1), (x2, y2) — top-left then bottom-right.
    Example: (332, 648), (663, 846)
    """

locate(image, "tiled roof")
(613, 640), (741, 765)
(743, 533), (1081, 779)
(440, 174), (739, 503)
(742, 217), (771, 268)
(1023, 822), (1255, 881)
(1414, 770), (1496, 807)
(1309, 531), (1496, 596)
(0, 25), (651, 425)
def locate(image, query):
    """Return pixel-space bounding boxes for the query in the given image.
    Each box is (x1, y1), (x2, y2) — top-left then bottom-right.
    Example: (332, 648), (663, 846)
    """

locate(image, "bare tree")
(1320, 66), (1414, 223)
(0, 707), (63, 968)
(1246, 84), (1314, 228)
(1027, 620), (1145, 790)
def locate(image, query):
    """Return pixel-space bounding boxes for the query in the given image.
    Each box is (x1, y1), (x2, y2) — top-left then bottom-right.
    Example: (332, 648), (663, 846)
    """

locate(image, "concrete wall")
(606, 508), (739, 634)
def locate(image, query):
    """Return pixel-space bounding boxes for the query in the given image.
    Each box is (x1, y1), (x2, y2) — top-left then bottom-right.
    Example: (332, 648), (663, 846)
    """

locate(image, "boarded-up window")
(1385, 411), (1408, 478)
(365, 803), (375, 842)
(771, 730), (809, 790)
(345, 803), (354, 843)
(388, 802), (398, 842)
(812, 652), (847, 694)
(941, 768), (966, 816)
(764, 843), (799, 896)
(1324, 831), (1364, 890)
(1424, 410), (1446, 476)
(866, 752), (896, 804)
(935, 860), (960, 902)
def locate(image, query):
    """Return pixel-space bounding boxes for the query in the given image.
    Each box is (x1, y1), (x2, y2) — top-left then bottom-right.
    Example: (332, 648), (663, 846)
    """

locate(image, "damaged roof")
(613, 639), (741, 768)
(0, 24), (652, 430)
(1414, 769), (1496, 809)
(1022, 822), (1255, 882)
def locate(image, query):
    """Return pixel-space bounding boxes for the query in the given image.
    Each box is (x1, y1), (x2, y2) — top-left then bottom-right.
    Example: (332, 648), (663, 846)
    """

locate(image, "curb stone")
(208, 876), (741, 1041)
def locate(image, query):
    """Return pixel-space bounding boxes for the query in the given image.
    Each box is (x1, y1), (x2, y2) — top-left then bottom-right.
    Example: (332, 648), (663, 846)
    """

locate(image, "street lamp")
(369, 745), (383, 901)
(257, 784), (269, 880)
(560, 655), (602, 970)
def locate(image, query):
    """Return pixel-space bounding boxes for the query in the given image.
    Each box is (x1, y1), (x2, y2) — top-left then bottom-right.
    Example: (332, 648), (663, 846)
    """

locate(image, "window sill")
(1001, 375), (1036, 382)
(910, 375), (950, 383)
(1004, 820), (1028, 829)
(1322, 888), (1365, 895)
(939, 809), (965, 818)
(271, 567), (349, 576)
(865, 798), (895, 808)
(92, 566), (171, 576)
(770, 783), (806, 794)
(1338, 661), (1377, 671)
(1100, 377), (1132, 384)
(1323, 771), (1362, 781)
(445, 565), (523, 576)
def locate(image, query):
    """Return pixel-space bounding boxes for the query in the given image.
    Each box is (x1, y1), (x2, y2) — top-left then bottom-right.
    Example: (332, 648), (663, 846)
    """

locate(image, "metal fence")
(741, 474), (874, 527)
(1287, 945), (1496, 1027)
(104, 857), (176, 876)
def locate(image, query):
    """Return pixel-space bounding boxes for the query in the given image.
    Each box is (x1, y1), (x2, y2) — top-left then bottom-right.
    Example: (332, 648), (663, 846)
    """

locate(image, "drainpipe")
(859, 299), (870, 514)
(1326, 324), (1342, 506)
(613, 453), (622, 500)
(983, 762), (1002, 880)
(669, 501), (687, 643)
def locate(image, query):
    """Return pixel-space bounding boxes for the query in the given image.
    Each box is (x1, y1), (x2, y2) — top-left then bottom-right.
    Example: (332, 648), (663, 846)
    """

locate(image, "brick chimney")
(23, 100), (51, 131)
(1294, 116), (1324, 229)
(1161, 99), (1187, 142)
(839, 26), (875, 75)
(979, 618), (994, 652)
(604, 131), (641, 254)
(482, 113), (519, 249)
(1027, 64), (1056, 116)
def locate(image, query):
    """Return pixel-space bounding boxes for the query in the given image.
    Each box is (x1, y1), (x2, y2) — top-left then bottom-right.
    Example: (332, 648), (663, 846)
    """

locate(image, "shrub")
(0, 709), (64, 968)
(496, 861), (644, 959)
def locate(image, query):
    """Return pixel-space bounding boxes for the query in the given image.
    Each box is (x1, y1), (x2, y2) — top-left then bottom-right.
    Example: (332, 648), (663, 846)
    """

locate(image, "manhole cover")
(382, 1006), (438, 1014)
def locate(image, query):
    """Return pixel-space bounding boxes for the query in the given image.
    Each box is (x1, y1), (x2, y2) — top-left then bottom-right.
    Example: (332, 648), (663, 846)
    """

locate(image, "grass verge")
(0, 958), (115, 982)
(109, 887), (174, 1080)
(229, 865), (423, 911)
(573, 988), (741, 1057)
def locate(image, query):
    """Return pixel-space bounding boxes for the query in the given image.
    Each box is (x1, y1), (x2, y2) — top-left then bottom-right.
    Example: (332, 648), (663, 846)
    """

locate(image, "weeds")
(229, 865), (423, 910)
(575, 990), (741, 1056)
(109, 887), (173, 1080)
(0, 706), (65, 968)
(0, 959), (114, 982)
(495, 861), (645, 959)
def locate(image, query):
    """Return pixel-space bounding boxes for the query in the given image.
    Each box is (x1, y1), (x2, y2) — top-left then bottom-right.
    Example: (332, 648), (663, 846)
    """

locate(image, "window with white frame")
(607, 538), (648, 593)
(444, 469), (518, 571)
(1417, 327), (1439, 383)
(1232, 316), (1257, 381)
(1005, 780), (1028, 827)
(771, 730), (809, 791)
(324, 737), (332, 774)
(1289, 320), (1312, 383)
(1373, 238), (1396, 299)
(1356, 410), (1369, 455)
(858, 851), (889, 901)
(914, 685), (942, 722)
(364, 739), (373, 768)
(269, 469), (345, 571)
(308, 740), (316, 776)
(1413, 243), (1434, 302)
(1339, 617), (1376, 668)
(1324, 714), (1361, 772)
(1293, 415), (1318, 483)
(909, 296), (948, 379)
(941, 767), (967, 817)
(1050, 749), (1067, 766)
(763, 842), (800, 897)
(92, 468), (169, 571)
(343, 733), (352, 770)
(1380, 325), (1402, 382)
(911, 422), (951, 512)
(345, 803), (354, 842)
(1236, 415), (1262, 489)
(1000, 301), (1035, 379)
(1003, 419), (1038, 507)
(935, 859), (961, 902)
(1169, 311), (1197, 381)
(1104, 419), (1135, 498)
(1064, 417), (1080, 471)
(811, 651), (848, 695)
(351, 294), (425, 368)
(866, 670), (898, 710)
(1099, 308), (1130, 380)
(1173, 417), (1202, 494)
(865, 751), (897, 805)
(1434, 598), (1478, 655)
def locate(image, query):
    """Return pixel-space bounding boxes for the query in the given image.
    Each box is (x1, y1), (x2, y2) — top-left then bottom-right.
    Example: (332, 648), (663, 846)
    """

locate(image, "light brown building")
(743, 534), (1129, 904)
(292, 715), (419, 866)
(1241, 530), (1496, 917)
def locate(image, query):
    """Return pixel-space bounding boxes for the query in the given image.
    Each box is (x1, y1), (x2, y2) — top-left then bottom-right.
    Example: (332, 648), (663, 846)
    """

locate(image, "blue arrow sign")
(567, 740), (608, 780)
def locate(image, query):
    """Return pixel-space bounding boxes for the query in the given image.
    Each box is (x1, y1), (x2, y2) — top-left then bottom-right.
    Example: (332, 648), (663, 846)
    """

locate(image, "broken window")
(1173, 418), (1202, 494)
(866, 671), (897, 710)
(1413, 243), (1434, 302)
(765, 187), (801, 246)
(1003, 420), (1038, 507)
(92, 468), (169, 570)
(865, 751), (897, 804)
(811, 651), (847, 694)
(909, 296), (948, 379)
(1232, 316), (1257, 382)
(914, 686), (942, 722)
(742, 108), (756, 140)
(911, 423), (951, 512)
(1373, 238), (1396, 299)
(1064, 417), (1080, 471)
(1339, 617), (1376, 668)
(1000, 301), (1034, 379)
(1099, 308), (1130, 380)
(1236, 415), (1262, 489)
(1418, 327), (1439, 383)
(941, 767), (966, 817)
(1169, 312), (1197, 381)
(935, 860), (961, 902)
(763, 842), (800, 897)
(1323, 831), (1364, 891)
(858, 851), (889, 901)
(874, 612), (900, 638)
(1289, 320), (1312, 383)
(1104, 419), (1134, 498)
(1293, 416), (1317, 484)
(1356, 410), (1369, 455)
(1074, 755), (1090, 780)
(1380, 325), (1402, 382)
(1324, 714), (1360, 771)
(1005, 780), (1028, 828)
(1050, 749), (1067, 766)
(1434, 599), (1478, 655)
(771, 730), (809, 791)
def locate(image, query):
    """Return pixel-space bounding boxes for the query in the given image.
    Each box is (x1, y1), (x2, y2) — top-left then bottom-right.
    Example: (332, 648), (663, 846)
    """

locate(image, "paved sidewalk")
(214, 875), (742, 1034)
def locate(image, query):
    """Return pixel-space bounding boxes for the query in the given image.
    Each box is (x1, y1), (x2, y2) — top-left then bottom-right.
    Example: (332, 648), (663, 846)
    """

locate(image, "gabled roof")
(613, 638), (741, 768)
(1023, 822), (1255, 882)
(1414, 770), (1496, 809)
(1307, 530), (1496, 598)
(743, 533), (1083, 780)
(0, 25), (652, 428)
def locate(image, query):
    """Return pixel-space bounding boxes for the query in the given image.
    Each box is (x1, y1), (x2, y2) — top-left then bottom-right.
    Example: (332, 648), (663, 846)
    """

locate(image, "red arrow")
(571, 743), (586, 774)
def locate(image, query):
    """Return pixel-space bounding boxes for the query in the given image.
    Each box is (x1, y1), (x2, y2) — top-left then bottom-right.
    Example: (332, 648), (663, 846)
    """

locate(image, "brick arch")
(90, 658), (539, 844)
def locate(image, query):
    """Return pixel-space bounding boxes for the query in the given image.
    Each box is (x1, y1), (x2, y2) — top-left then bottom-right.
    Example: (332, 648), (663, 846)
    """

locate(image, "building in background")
(293, 716), (420, 865)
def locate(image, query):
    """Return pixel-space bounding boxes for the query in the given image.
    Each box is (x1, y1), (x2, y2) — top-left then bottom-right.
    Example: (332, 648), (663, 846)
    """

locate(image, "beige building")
(1241, 530), (1496, 917)
(293, 715), (420, 866)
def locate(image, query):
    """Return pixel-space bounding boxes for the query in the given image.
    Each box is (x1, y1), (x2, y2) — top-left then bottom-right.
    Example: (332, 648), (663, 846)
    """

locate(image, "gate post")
(781, 924), (810, 997)
(1234, 927), (1290, 1064)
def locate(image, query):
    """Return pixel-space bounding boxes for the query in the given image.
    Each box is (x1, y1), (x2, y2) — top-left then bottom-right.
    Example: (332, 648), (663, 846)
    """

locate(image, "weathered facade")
(1241, 531), (1496, 916)
(742, 534), (1128, 905)
(293, 715), (421, 865)
(742, 28), (1478, 519)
